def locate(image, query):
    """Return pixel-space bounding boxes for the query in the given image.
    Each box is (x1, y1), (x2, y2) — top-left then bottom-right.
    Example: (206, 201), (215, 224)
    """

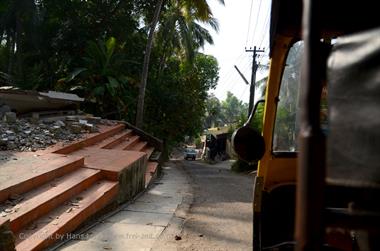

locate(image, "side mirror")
(232, 126), (265, 163)
(232, 99), (265, 163)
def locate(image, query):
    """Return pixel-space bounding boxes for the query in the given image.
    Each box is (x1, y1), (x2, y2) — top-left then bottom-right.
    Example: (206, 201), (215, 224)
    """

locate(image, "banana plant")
(63, 37), (136, 117)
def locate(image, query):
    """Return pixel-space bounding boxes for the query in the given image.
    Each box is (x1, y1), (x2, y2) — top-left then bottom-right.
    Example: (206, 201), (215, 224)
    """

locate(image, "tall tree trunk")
(135, 0), (164, 127)
(7, 34), (15, 74)
(157, 45), (169, 78)
(15, 13), (23, 79)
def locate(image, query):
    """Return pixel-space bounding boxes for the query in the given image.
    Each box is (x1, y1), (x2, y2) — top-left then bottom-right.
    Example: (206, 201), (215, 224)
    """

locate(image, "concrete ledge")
(117, 155), (147, 204)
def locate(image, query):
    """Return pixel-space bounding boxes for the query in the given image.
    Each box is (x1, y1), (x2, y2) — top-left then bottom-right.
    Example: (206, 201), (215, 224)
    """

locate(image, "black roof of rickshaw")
(269, 0), (380, 55)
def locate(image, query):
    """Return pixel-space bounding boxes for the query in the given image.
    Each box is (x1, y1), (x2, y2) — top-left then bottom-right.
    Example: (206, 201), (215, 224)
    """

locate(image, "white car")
(184, 148), (197, 160)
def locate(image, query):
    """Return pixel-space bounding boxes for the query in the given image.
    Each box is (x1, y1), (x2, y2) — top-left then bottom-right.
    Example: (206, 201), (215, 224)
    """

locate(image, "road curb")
(152, 160), (194, 248)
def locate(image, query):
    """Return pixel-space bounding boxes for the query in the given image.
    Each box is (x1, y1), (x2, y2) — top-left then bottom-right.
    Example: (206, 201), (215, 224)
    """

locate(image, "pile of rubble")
(0, 109), (102, 152)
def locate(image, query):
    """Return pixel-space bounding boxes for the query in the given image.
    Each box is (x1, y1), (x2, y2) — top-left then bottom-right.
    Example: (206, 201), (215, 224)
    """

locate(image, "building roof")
(207, 126), (233, 137)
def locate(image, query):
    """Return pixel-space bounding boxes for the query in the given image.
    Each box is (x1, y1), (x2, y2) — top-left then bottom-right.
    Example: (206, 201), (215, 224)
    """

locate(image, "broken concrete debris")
(0, 104), (11, 118)
(0, 113), (101, 152)
(0, 194), (24, 219)
(3, 112), (16, 123)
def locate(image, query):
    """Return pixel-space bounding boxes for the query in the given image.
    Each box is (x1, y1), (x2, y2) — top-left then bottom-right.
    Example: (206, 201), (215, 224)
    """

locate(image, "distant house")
(204, 126), (233, 161)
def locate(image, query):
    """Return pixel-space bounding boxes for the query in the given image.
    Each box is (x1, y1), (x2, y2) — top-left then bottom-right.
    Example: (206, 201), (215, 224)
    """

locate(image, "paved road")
(154, 160), (254, 251)
(56, 160), (253, 251)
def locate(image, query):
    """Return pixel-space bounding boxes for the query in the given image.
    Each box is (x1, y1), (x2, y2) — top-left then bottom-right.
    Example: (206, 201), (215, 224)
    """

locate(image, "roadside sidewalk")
(56, 162), (191, 251)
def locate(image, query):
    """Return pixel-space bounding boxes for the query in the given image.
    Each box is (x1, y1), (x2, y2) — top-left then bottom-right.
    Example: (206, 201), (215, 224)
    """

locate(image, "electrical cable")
(245, 0), (255, 47)
(251, 0), (263, 45)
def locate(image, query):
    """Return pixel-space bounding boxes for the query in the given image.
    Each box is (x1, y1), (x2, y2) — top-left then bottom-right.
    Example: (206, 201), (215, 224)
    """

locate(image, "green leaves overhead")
(145, 53), (220, 148)
(156, 0), (221, 63)
(0, 0), (223, 148)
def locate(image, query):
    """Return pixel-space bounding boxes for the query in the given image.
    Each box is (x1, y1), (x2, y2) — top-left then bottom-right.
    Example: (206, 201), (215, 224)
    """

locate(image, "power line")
(258, 8), (271, 48)
(245, 0), (255, 47)
(217, 51), (248, 97)
(218, 51), (245, 82)
(251, 0), (263, 45)
(239, 83), (250, 101)
(225, 55), (253, 95)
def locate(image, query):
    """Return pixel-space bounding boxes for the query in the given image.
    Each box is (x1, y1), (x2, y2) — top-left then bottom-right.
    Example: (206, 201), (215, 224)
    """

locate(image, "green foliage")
(272, 41), (303, 151)
(62, 37), (137, 120)
(194, 136), (203, 148)
(153, 0), (221, 81)
(251, 102), (264, 131)
(222, 91), (248, 124)
(144, 53), (219, 149)
(0, 0), (222, 147)
(236, 112), (248, 128)
(204, 94), (223, 128)
(193, 54), (219, 90)
(0, 0), (141, 89)
(204, 91), (250, 130)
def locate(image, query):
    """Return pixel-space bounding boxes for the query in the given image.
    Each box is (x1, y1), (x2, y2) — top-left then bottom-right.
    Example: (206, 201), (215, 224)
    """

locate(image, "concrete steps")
(145, 162), (159, 187)
(53, 124), (125, 154)
(143, 146), (155, 159)
(7, 168), (101, 234)
(127, 141), (148, 151)
(15, 180), (118, 251)
(0, 154), (84, 203)
(113, 135), (140, 150)
(68, 148), (146, 181)
(0, 123), (161, 250)
(99, 130), (133, 149)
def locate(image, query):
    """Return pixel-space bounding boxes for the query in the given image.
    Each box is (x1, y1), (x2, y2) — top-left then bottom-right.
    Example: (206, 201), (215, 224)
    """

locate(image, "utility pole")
(245, 46), (264, 116)
(234, 65), (249, 85)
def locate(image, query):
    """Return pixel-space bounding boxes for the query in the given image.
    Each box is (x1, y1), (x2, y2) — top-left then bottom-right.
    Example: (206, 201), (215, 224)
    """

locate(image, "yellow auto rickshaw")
(233, 0), (380, 250)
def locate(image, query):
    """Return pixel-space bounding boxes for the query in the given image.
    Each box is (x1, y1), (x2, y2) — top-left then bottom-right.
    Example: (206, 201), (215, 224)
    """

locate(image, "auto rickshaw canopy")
(269, 0), (380, 55)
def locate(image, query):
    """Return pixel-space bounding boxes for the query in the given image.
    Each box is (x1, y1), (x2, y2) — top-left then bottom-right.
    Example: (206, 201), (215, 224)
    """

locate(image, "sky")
(202, 0), (272, 104)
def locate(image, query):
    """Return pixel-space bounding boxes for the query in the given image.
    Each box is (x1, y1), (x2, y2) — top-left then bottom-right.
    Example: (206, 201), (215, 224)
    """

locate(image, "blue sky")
(202, 0), (271, 103)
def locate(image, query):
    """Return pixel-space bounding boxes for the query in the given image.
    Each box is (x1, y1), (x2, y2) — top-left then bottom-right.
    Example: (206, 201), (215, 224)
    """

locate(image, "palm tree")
(135, 0), (224, 128)
(157, 0), (219, 65)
